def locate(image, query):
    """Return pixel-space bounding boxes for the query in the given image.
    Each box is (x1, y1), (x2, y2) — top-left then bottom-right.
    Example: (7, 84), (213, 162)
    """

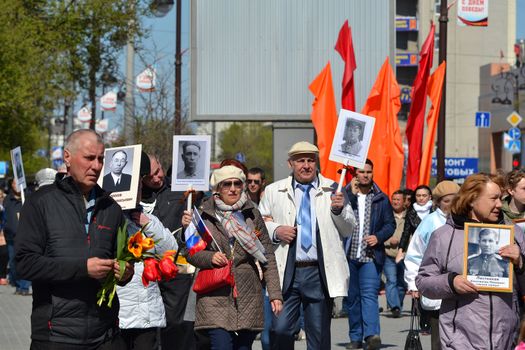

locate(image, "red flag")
(419, 62), (446, 185)
(309, 62), (340, 182)
(335, 20), (357, 111)
(361, 58), (403, 198)
(405, 23), (435, 189)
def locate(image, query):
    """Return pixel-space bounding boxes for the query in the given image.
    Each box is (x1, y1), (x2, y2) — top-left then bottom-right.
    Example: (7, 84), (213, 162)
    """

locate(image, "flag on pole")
(184, 208), (214, 256)
(309, 62), (340, 182)
(419, 61), (446, 185)
(335, 19), (357, 111)
(361, 58), (403, 198)
(405, 23), (435, 189)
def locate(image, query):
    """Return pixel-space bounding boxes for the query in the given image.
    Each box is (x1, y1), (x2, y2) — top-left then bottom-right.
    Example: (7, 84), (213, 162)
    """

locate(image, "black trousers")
(121, 328), (158, 350)
(428, 310), (441, 350)
(0, 244), (8, 279)
(159, 273), (196, 350)
(30, 334), (126, 350)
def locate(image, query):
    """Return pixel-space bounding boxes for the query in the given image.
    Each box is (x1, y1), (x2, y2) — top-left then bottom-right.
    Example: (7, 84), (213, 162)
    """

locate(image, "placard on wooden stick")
(329, 109), (376, 170)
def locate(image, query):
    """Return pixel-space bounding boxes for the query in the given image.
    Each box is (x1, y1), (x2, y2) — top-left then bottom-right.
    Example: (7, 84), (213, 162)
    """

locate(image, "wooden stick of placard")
(186, 184), (193, 212)
(336, 160), (350, 193)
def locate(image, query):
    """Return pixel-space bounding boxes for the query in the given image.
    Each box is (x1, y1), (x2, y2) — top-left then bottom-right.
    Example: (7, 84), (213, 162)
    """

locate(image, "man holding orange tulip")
(15, 129), (133, 350)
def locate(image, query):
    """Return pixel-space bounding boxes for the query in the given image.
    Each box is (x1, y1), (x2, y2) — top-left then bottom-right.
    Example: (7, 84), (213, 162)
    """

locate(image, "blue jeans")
(346, 260), (381, 342)
(261, 290), (272, 350)
(383, 256), (406, 310)
(7, 243), (31, 292)
(208, 328), (257, 350)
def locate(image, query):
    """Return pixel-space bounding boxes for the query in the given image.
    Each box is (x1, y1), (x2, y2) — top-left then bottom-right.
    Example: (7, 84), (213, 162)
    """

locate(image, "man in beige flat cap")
(259, 141), (356, 349)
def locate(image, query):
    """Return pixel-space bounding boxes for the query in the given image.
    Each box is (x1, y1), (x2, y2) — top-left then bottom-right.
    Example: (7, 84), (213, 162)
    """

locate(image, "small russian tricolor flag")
(184, 207), (214, 256)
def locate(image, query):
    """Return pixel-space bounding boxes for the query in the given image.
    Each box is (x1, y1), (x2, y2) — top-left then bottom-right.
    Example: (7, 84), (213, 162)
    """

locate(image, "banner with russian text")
(457, 0), (488, 27)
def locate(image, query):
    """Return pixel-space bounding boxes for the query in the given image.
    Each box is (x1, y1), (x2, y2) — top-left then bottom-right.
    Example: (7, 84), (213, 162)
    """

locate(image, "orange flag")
(419, 61), (446, 185)
(361, 58), (403, 197)
(309, 62), (340, 182)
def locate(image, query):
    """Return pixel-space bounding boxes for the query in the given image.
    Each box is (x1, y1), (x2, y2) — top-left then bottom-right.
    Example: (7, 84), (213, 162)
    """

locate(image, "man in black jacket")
(15, 129), (133, 350)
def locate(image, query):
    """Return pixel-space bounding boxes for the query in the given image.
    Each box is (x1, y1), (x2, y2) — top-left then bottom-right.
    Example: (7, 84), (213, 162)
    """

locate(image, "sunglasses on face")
(220, 180), (243, 189)
(247, 179), (261, 185)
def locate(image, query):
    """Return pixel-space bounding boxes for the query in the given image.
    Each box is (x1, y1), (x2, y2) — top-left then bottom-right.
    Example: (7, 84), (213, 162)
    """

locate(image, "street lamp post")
(174, 0), (182, 136)
(150, 0), (182, 135)
(436, 0), (448, 182)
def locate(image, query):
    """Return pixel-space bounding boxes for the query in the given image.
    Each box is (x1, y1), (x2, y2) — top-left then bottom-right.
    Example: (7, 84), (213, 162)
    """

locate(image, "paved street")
(0, 283), (430, 349)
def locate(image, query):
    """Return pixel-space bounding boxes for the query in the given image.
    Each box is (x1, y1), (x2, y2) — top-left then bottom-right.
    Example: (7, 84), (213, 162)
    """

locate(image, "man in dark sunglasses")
(246, 167), (266, 208)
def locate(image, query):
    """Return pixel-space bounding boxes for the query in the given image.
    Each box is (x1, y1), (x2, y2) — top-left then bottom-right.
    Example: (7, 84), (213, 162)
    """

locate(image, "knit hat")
(210, 165), (246, 189)
(288, 141), (319, 157)
(35, 168), (57, 188)
(432, 180), (460, 200)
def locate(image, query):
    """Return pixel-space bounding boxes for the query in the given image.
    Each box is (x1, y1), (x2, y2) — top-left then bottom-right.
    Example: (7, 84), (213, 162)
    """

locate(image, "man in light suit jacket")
(258, 141), (356, 350)
(103, 150), (132, 192)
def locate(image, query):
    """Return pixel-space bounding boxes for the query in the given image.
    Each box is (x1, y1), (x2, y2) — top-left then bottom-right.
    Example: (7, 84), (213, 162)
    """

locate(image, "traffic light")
(512, 153), (521, 170)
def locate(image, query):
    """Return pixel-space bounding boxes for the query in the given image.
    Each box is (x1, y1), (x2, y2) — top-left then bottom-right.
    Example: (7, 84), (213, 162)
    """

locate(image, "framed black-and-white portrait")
(463, 223), (514, 293)
(97, 144), (142, 210)
(329, 109), (375, 169)
(10, 146), (26, 190)
(172, 135), (211, 191)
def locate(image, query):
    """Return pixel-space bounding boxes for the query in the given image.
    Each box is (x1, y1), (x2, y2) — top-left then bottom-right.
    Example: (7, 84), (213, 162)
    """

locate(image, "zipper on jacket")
(452, 300), (458, 333)
(489, 293), (493, 350)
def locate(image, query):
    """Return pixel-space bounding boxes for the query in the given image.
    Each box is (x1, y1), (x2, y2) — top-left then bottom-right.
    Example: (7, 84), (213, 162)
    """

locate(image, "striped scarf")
(213, 192), (267, 264)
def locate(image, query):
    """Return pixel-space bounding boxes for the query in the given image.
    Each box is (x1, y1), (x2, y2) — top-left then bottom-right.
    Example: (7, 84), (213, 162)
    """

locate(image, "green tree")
(0, 0), (146, 176)
(0, 1), (67, 176)
(218, 122), (273, 182)
(55, 0), (145, 129)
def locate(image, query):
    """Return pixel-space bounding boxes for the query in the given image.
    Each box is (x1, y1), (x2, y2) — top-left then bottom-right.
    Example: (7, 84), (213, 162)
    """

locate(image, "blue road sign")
(475, 112), (491, 128)
(509, 127), (521, 140)
(0, 161), (7, 177)
(507, 139), (522, 154)
(431, 158), (478, 179)
(235, 152), (246, 163)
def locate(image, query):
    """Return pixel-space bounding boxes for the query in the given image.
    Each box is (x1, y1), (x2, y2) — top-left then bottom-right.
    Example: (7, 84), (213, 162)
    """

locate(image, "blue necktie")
(297, 183), (313, 252)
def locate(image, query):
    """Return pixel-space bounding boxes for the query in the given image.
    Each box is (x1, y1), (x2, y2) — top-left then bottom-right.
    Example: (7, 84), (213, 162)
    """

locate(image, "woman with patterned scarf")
(185, 165), (283, 350)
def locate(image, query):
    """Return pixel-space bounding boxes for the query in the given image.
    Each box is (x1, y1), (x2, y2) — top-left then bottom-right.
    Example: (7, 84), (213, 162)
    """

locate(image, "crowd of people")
(3, 128), (525, 349)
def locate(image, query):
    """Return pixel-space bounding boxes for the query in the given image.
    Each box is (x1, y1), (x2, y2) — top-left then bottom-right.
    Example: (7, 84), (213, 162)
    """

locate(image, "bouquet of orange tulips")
(97, 221), (179, 307)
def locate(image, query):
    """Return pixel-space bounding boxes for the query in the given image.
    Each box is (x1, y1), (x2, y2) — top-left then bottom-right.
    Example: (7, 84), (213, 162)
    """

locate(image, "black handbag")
(404, 298), (423, 350)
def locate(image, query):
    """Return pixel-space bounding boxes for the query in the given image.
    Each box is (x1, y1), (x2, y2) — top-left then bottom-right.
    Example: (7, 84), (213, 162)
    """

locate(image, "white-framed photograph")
(172, 135), (211, 191)
(97, 144), (142, 210)
(329, 109), (376, 169)
(10, 146), (26, 190)
(463, 223), (514, 293)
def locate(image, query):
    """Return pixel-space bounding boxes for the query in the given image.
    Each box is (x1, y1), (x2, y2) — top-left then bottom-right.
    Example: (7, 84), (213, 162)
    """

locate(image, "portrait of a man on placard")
(172, 135), (211, 192)
(102, 149), (133, 192)
(467, 228), (508, 278)
(177, 141), (204, 180)
(340, 118), (365, 157)
(14, 152), (24, 180)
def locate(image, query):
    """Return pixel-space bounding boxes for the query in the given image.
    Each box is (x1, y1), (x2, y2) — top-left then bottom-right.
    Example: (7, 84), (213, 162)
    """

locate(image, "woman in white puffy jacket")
(117, 209), (178, 350)
(115, 152), (178, 350)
